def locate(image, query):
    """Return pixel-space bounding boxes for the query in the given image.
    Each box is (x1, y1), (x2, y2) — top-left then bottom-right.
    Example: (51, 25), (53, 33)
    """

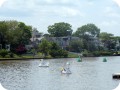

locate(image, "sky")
(0, 0), (120, 36)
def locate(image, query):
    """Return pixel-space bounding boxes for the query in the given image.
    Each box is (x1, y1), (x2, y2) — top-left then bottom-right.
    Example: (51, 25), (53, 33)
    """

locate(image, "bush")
(9, 53), (14, 58)
(82, 50), (89, 57)
(49, 50), (58, 58)
(61, 50), (68, 58)
(0, 49), (9, 57)
(49, 49), (68, 58)
(92, 51), (100, 57)
(16, 44), (27, 54)
(5, 55), (10, 58)
(99, 51), (113, 56)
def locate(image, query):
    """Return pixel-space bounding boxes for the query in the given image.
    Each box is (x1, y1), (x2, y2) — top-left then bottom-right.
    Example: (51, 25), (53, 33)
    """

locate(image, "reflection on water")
(0, 56), (120, 90)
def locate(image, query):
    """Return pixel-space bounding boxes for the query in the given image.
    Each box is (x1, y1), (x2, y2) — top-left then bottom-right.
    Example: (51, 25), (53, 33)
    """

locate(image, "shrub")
(9, 53), (14, 58)
(49, 50), (58, 58)
(49, 49), (68, 58)
(82, 50), (89, 57)
(100, 51), (113, 56)
(60, 50), (68, 58)
(92, 51), (100, 57)
(16, 44), (27, 54)
(0, 49), (9, 57)
(5, 55), (10, 58)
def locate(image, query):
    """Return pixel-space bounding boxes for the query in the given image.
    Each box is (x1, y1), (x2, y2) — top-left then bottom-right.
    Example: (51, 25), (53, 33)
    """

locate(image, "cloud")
(104, 7), (120, 18)
(0, 0), (6, 7)
(52, 7), (85, 17)
(100, 21), (118, 26)
(0, 0), (120, 36)
(113, 0), (120, 7)
(104, 7), (113, 13)
(0, 8), (34, 17)
(44, 0), (69, 4)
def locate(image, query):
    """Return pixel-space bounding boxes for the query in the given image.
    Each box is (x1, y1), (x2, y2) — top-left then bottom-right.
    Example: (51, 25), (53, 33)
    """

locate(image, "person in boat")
(61, 67), (66, 72)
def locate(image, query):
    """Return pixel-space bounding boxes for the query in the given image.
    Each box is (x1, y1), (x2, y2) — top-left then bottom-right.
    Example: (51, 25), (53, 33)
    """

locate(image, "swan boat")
(39, 59), (49, 67)
(61, 67), (71, 74)
(61, 62), (71, 74)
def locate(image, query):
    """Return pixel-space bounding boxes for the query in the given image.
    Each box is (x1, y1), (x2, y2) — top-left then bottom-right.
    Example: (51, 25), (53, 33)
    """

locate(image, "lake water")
(0, 56), (120, 90)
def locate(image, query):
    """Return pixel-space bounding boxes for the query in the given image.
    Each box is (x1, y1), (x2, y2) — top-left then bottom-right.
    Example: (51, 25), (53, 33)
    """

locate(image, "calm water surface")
(0, 56), (120, 90)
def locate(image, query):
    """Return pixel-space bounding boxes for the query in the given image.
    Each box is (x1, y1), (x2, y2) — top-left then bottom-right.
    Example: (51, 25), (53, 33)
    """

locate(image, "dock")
(113, 73), (120, 79)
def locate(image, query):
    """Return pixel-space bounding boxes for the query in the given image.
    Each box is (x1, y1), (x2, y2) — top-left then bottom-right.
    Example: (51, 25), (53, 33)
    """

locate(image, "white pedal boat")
(39, 59), (49, 67)
(61, 68), (71, 74)
(61, 62), (71, 74)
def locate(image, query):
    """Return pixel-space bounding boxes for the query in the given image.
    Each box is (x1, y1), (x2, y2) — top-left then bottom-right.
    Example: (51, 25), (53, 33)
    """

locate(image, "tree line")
(0, 20), (120, 57)
(0, 20), (32, 55)
(47, 22), (120, 52)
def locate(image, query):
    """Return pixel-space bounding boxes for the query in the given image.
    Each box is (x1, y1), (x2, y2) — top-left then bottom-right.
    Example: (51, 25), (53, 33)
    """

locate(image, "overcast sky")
(0, 0), (120, 36)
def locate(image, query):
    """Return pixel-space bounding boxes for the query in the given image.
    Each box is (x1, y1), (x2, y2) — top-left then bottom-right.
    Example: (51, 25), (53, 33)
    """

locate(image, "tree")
(0, 20), (32, 52)
(114, 36), (120, 51)
(0, 21), (8, 48)
(99, 32), (115, 50)
(38, 39), (51, 57)
(17, 22), (32, 45)
(48, 22), (73, 37)
(49, 42), (68, 58)
(73, 23), (100, 51)
(69, 40), (83, 52)
(73, 23), (100, 38)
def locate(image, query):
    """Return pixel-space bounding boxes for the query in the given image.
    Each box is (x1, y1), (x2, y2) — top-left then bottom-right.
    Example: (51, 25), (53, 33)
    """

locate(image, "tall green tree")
(73, 23), (100, 51)
(0, 20), (32, 52)
(114, 36), (120, 51)
(69, 40), (83, 52)
(73, 23), (100, 38)
(0, 21), (8, 48)
(48, 22), (72, 37)
(99, 32), (115, 50)
(38, 39), (51, 57)
(17, 22), (32, 45)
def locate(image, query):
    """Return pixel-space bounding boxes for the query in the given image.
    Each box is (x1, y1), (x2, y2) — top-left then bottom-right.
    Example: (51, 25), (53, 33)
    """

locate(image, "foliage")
(17, 22), (32, 45)
(49, 49), (68, 58)
(50, 42), (60, 50)
(82, 50), (89, 57)
(99, 32), (115, 50)
(99, 51), (113, 56)
(15, 44), (27, 54)
(68, 52), (79, 58)
(61, 50), (68, 57)
(69, 40), (83, 52)
(0, 20), (32, 52)
(99, 32), (113, 41)
(92, 51), (101, 57)
(7, 52), (14, 58)
(0, 21), (8, 48)
(0, 49), (9, 57)
(73, 23), (100, 51)
(49, 42), (68, 58)
(38, 39), (51, 57)
(48, 22), (73, 37)
(74, 23), (100, 38)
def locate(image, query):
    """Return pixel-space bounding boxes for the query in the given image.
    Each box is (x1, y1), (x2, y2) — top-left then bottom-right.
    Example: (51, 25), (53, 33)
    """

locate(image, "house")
(26, 30), (43, 50)
(45, 36), (79, 49)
